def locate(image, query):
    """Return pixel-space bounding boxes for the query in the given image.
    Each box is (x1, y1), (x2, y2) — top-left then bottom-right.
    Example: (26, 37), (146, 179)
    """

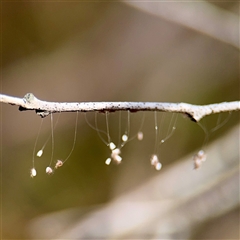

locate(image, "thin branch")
(0, 93), (239, 122)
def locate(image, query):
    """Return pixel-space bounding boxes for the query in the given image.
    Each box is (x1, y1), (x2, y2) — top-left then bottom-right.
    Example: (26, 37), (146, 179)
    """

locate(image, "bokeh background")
(1, 1), (239, 239)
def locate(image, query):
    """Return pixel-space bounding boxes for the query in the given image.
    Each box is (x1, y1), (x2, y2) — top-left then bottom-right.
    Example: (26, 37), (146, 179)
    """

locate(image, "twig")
(0, 93), (239, 122)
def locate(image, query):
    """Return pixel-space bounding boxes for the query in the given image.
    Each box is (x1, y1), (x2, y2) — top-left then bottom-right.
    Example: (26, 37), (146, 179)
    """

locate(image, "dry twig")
(1, 93), (239, 122)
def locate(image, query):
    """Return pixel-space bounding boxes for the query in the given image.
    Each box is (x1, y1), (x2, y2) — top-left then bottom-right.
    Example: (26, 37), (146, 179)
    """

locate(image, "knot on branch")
(19, 93), (51, 117)
(19, 93), (37, 112)
(23, 93), (36, 104)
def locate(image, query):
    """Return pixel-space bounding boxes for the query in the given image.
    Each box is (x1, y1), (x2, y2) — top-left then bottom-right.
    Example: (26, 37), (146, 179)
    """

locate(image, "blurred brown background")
(1, 1), (239, 239)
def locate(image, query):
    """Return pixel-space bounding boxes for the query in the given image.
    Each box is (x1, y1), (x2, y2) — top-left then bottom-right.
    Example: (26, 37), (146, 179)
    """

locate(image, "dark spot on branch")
(129, 109), (138, 113)
(19, 106), (28, 111)
(185, 113), (197, 122)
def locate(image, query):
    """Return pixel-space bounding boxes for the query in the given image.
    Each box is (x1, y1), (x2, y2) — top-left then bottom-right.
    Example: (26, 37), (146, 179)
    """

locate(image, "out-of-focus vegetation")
(1, 1), (239, 239)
